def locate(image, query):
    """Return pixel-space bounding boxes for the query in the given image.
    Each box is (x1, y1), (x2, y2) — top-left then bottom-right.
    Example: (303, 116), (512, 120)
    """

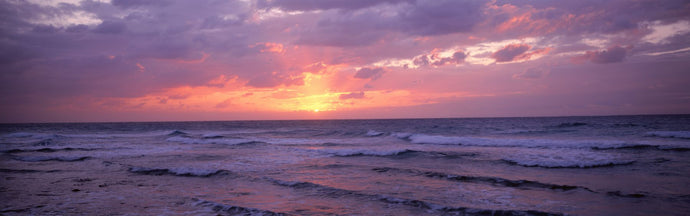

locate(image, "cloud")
(491, 44), (531, 62)
(395, 0), (484, 36)
(2, 0), (690, 122)
(111, 0), (171, 9)
(295, 0), (484, 47)
(250, 42), (285, 53)
(354, 67), (386, 80)
(93, 20), (127, 34)
(339, 91), (365, 100)
(432, 51), (467, 66)
(513, 67), (549, 79)
(578, 46), (628, 64)
(246, 74), (304, 88)
(258, 0), (413, 11)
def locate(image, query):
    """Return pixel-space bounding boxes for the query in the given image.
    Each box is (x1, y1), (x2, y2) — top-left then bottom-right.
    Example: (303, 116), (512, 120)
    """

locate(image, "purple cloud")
(247, 74), (304, 88)
(492, 44), (531, 62)
(579, 46), (628, 64)
(339, 91), (365, 100)
(354, 67), (386, 80)
(93, 20), (127, 34)
(433, 51), (467, 66)
(111, 0), (171, 9)
(258, 0), (413, 11)
(295, 0), (484, 47)
(1, 0), (690, 122)
(513, 67), (549, 80)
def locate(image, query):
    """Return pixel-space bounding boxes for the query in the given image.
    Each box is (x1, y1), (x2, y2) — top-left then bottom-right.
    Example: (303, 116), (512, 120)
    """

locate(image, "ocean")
(1, 115), (689, 215)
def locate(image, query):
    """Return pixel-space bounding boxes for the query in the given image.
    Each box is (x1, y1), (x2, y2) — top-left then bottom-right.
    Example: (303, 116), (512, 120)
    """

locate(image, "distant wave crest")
(165, 136), (261, 145)
(502, 149), (635, 168)
(645, 131), (690, 139)
(128, 167), (230, 177)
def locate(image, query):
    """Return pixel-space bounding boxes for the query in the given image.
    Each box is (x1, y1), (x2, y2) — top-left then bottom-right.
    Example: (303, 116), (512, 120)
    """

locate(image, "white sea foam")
(403, 133), (649, 149)
(165, 136), (257, 145)
(366, 130), (385, 137)
(502, 149), (635, 168)
(390, 132), (413, 139)
(408, 134), (466, 145)
(646, 131), (690, 139)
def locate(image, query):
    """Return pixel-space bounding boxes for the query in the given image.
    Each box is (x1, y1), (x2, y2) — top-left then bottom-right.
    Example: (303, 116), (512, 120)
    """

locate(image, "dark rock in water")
(71, 188), (80, 192)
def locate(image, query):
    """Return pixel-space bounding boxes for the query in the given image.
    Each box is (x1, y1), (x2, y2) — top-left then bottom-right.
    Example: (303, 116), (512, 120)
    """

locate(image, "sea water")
(1, 115), (689, 215)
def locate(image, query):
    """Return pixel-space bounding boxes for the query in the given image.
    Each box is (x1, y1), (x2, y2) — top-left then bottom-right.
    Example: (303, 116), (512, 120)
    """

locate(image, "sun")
(313, 109), (320, 113)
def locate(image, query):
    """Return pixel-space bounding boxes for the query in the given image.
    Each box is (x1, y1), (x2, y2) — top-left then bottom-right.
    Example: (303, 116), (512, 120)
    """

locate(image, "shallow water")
(1, 115), (690, 215)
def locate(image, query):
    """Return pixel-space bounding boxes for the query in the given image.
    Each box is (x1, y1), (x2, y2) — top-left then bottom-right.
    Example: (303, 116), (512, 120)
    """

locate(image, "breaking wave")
(14, 156), (91, 162)
(502, 149), (635, 168)
(2, 147), (100, 153)
(165, 136), (262, 145)
(320, 148), (417, 157)
(645, 131), (690, 139)
(192, 198), (287, 216)
(128, 167), (230, 177)
(396, 133), (667, 150)
(372, 167), (591, 192)
(268, 178), (563, 215)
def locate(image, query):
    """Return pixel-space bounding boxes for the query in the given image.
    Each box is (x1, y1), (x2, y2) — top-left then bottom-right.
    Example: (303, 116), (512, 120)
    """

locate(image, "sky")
(1, 0), (690, 123)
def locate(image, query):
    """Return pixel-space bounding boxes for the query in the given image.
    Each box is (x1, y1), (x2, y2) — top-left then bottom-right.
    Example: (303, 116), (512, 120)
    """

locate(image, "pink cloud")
(354, 67), (386, 80)
(491, 44), (531, 62)
(575, 46), (629, 64)
(339, 91), (365, 100)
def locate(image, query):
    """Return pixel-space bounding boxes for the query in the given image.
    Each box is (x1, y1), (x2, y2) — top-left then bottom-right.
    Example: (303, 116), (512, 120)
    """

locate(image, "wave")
(366, 130), (385, 137)
(503, 159), (635, 168)
(192, 198), (287, 216)
(407, 134), (466, 145)
(321, 148), (417, 157)
(128, 167), (230, 177)
(2, 147), (100, 153)
(398, 133), (660, 150)
(165, 136), (261, 145)
(502, 159), (635, 169)
(372, 167), (591, 192)
(606, 191), (647, 198)
(269, 178), (563, 215)
(499, 148), (638, 168)
(201, 133), (225, 139)
(167, 130), (187, 136)
(378, 196), (563, 216)
(645, 131), (690, 139)
(0, 168), (61, 173)
(14, 156), (91, 162)
(551, 122), (588, 128)
(591, 144), (690, 152)
(2, 132), (56, 139)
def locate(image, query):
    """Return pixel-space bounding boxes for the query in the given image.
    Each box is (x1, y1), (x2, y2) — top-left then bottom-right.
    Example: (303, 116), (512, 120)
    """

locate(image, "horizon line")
(1, 113), (688, 125)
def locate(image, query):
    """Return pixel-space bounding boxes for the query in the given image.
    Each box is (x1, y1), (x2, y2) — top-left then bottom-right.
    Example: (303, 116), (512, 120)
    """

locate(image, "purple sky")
(1, 0), (689, 123)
